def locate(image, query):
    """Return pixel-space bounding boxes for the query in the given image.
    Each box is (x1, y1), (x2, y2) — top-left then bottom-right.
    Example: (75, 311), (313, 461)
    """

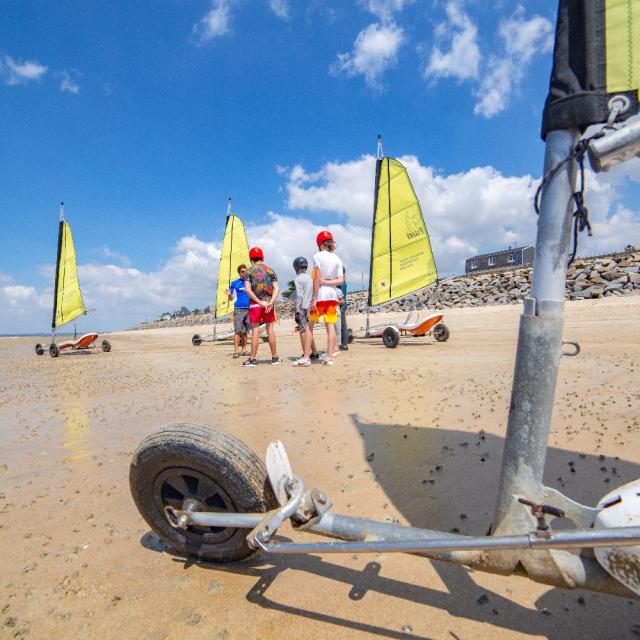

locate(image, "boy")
(225, 263), (250, 358)
(242, 247), (281, 366)
(309, 230), (344, 366)
(292, 256), (319, 367)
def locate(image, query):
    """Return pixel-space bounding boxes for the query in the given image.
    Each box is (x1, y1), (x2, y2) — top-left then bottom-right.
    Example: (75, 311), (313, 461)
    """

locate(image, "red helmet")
(249, 246), (264, 261)
(316, 230), (334, 248)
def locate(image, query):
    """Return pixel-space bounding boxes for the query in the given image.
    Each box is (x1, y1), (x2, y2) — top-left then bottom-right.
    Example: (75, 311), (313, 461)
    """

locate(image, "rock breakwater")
(128, 251), (639, 330)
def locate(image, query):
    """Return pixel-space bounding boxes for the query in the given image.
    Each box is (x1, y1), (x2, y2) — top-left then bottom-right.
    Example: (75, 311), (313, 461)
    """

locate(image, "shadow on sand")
(140, 415), (640, 639)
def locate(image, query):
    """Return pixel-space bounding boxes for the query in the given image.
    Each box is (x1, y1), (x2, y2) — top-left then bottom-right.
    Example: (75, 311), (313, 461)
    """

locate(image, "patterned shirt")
(243, 263), (278, 302)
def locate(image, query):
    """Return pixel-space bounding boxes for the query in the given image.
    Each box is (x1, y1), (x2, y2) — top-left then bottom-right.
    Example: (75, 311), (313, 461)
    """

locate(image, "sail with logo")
(215, 200), (250, 320)
(367, 136), (437, 307)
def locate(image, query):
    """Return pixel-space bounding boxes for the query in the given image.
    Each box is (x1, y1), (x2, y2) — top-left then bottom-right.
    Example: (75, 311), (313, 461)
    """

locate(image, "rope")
(533, 99), (628, 266)
(533, 132), (603, 266)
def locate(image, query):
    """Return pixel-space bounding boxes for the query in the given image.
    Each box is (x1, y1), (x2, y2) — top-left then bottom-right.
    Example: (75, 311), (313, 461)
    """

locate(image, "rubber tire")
(192, 334), (202, 346)
(382, 326), (400, 349)
(101, 339), (111, 352)
(129, 422), (277, 563)
(49, 343), (60, 358)
(347, 328), (354, 344)
(35, 343), (44, 356)
(433, 323), (450, 342)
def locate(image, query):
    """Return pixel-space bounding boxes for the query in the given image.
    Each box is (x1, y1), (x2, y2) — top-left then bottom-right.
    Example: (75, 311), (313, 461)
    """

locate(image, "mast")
(366, 136), (384, 336)
(51, 202), (65, 334)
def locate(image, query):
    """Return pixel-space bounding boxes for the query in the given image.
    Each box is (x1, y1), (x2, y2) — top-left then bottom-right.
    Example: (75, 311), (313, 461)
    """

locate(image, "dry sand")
(1, 296), (639, 639)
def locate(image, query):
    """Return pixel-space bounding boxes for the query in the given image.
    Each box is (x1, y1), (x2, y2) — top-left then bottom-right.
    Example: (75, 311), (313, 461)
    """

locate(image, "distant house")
(465, 246), (535, 275)
(158, 312), (172, 321)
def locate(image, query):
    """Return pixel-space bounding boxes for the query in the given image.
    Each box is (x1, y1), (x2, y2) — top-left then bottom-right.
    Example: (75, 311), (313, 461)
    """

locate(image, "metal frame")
(162, 126), (640, 599)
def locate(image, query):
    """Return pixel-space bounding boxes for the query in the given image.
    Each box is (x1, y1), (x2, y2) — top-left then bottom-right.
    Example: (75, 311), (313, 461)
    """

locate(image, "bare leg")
(267, 323), (277, 357)
(326, 323), (337, 360)
(250, 324), (261, 359)
(240, 333), (247, 351)
(298, 329), (306, 354)
(308, 321), (315, 356)
(233, 333), (240, 353)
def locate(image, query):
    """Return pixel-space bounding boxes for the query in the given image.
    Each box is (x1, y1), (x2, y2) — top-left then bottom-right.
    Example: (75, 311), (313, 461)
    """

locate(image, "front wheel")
(129, 423), (277, 563)
(49, 343), (60, 358)
(382, 326), (400, 348)
(192, 334), (202, 346)
(101, 339), (112, 352)
(433, 323), (450, 342)
(35, 343), (44, 356)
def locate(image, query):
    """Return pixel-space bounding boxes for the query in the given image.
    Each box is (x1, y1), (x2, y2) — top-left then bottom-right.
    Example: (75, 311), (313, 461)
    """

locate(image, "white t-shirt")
(313, 250), (343, 302)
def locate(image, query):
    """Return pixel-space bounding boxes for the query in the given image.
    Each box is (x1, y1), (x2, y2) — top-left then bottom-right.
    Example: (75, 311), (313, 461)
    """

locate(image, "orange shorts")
(310, 300), (338, 324)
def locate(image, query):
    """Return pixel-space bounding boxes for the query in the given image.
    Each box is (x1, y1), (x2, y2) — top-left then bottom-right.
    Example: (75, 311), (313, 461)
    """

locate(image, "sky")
(1, 0), (639, 334)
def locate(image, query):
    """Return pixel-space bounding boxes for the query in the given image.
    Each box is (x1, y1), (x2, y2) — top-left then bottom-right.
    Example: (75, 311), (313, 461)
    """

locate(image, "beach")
(1, 295), (639, 639)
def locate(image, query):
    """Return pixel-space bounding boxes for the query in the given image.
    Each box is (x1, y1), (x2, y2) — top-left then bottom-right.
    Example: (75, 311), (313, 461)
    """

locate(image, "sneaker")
(332, 351), (340, 357)
(310, 352), (320, 360)
(242, 358), (257, 367)
(294, 357), (311, 367)
(323, 358), (335, 366)
(271, 356), (282, 365)
(232, 352), (240, 359)
(339, 345), (349, 351)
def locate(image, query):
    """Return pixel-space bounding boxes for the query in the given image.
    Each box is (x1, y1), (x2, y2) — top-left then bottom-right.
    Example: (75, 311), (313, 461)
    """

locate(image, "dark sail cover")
(542, 0), (639, 139)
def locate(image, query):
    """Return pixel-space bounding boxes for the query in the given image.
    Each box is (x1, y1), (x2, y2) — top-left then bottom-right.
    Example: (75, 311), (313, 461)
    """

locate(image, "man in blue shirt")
(226, 264), (250, 358)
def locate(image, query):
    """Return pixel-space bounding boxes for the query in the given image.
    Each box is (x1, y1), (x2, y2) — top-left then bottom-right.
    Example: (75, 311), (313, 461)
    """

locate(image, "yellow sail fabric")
(215, 214), (250, 318)
(369, 157), (437, 306)
(605, 0), (640, 93)
(53, 221), (86, 329)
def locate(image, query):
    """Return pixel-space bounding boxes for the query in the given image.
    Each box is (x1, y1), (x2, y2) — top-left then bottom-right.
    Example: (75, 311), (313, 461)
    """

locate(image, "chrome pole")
(493, 129), (580, 532)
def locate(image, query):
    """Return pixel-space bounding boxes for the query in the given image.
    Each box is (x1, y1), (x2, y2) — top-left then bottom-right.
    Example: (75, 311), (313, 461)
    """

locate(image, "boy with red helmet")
(242, 247), (281, 366)
(310, 231), (344, 366)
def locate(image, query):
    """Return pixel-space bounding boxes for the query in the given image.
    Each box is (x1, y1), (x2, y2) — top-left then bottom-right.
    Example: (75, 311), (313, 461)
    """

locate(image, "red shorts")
(249, 304), (276, 325)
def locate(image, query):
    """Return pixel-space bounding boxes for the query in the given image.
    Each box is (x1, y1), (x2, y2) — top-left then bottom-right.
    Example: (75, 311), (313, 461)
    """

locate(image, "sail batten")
(368, 157), (437, 307)
(215, 213), (250, 319)
(52, 220), (86, 329)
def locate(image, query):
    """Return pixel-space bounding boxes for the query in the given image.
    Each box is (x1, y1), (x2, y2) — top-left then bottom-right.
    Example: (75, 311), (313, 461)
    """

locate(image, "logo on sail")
(406, 211), (425, 240)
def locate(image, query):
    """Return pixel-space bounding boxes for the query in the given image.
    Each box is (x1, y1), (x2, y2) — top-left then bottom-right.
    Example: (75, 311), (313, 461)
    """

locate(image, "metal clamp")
(165, 504), (193, 530)
(561, 340), (580, 356)
(607, 95), (631, 127)
(247, 475), (305, 550)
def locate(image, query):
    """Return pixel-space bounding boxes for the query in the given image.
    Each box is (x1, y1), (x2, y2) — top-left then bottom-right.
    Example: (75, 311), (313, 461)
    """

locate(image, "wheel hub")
(153, 467), (237, 544)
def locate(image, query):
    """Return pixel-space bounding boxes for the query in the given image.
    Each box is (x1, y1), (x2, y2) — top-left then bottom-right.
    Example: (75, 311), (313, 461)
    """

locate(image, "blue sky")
(1, 0), (639, 333)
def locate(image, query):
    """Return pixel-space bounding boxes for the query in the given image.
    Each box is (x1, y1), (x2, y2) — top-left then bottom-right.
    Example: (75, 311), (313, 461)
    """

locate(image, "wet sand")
(1, 296), (639, 639)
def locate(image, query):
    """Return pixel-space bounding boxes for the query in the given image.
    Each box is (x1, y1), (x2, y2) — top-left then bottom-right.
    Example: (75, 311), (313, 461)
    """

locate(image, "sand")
(1, 296), (639, 639)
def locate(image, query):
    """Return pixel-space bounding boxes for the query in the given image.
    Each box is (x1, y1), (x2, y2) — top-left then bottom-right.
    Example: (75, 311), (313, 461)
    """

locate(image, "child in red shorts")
(242, 246), (281, 367)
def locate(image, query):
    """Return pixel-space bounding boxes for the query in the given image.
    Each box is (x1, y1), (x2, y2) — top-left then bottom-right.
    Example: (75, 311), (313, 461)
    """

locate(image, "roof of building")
(467, 245), (534, 262)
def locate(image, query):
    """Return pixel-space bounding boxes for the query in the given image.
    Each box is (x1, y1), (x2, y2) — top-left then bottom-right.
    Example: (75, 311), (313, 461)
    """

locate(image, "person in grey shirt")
(292, 257), (318, 367)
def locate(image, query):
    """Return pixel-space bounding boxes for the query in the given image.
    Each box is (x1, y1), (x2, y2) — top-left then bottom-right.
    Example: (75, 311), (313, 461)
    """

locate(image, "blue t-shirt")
(340, 280), (348, 310)
(229, 278), (250, 308)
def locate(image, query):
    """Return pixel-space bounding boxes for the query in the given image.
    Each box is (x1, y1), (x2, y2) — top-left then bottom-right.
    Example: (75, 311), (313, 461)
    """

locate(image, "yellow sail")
(215, 213), (250, 318)
(368, 157), (437, 306)
(52, 220), (86, 329)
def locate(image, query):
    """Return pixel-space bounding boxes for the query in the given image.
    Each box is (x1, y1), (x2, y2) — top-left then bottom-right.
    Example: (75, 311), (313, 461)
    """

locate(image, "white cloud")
(245, 213), (372, 284)
(1, 55), (48, 85)
(474, 9), (553, 117)
(268, 0), (289, 20)
(98, 245), (130, 267)
(3, 156), (637, 334)
(424, 1), (480, 82)
(332, 21), (405, 89)
(59, 70), (80, 94)
(192, 0), (231, 43)
(284, 154), (640, 275)
(362, 0), (414, 22)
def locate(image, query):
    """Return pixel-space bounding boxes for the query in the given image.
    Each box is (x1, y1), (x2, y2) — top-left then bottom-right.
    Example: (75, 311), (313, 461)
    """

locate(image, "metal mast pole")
(492, 129), (580, 532)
